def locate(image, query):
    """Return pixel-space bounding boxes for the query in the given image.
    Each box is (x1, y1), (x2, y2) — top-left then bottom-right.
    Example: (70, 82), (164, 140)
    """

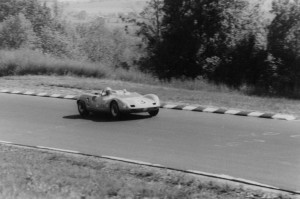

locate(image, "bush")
(0, 49), (111, 78)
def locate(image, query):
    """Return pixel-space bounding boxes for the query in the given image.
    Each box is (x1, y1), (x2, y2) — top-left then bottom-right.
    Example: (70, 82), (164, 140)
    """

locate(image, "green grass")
(0, 143), (291, 199)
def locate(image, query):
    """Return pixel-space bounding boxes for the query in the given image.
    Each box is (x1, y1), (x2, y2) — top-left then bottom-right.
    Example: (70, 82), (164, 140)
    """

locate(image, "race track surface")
(0, 93), (299, 192)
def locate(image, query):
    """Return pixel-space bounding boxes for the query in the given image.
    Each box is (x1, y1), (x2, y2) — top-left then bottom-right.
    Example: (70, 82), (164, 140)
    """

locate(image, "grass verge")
(0, 75), (300, 117)
(0, 143), (294, 199)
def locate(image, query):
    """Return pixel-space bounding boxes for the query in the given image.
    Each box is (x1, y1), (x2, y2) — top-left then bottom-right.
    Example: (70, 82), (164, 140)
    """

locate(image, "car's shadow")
(63, 113), (152, 122)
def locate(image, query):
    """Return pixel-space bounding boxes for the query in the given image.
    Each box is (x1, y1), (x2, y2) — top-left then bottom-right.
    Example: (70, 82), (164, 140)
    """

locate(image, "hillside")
(39, 0), (148, 15)
(65, 0), (147, 15)
(39, 0), (273, 20)
(53, 0), (273, 21)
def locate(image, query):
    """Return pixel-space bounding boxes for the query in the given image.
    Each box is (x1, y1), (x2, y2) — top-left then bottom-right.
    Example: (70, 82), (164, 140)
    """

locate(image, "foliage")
(0, 0), (143, 68)
(140, 0), (253, 79)
(0, 49), (110, 78)
(0, 13), (40, 49)
(76, 17), (142, 68)
(131, 0), (300, 96)
(119, 0), (165, 70)
(21, 0), (52, 36)
(39, 26), (71, 58)
(0, 0), (26, 22)
(0, 0), (77, 58)
(135, 0), (164, 53)
(266, 0), (300, 94)
(76, 18), (115, 64)
(133, 0), (269, 81)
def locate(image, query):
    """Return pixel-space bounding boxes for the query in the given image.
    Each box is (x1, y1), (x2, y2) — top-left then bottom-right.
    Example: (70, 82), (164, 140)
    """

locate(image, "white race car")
(77, 88), (160, 119)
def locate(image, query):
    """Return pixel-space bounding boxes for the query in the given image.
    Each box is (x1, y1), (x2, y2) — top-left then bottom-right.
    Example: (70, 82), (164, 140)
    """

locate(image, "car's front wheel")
(110, 101), (121, 119)
(148, 109), (159, 117)
(77, 101), (89, 117)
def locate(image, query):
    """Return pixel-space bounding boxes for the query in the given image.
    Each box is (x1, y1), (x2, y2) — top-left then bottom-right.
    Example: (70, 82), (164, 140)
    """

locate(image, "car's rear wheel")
(110, 101), (120, 119)
(77, 101), (89, 117)
(149, 109), (159, 117)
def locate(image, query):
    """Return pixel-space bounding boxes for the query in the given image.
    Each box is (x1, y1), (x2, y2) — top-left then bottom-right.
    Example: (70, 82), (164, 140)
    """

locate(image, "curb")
(160, 103), (296, 121)
(0, 89), (296, 121)
(0, 89), (78, 100)
(0, 140), (299, 196)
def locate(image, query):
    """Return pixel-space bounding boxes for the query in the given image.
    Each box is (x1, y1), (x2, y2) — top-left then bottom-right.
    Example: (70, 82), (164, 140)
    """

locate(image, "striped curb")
(0, 140), (299, 196)
(0, 89), (78, 100)
(0, 89), (296, 121)
(160, 102), (296, 121)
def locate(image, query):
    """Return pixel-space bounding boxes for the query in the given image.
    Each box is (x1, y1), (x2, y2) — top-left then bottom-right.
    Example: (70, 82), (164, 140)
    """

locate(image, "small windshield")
(111, 90), (141, 98)
(99, 89), (141, 98)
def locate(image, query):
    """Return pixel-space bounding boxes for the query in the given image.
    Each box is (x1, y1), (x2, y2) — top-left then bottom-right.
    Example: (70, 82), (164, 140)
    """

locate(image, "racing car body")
(77, 88), (160, 119)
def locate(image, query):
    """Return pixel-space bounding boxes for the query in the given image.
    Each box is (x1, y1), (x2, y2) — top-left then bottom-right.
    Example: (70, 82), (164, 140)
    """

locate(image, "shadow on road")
(63, 113), (152, 122)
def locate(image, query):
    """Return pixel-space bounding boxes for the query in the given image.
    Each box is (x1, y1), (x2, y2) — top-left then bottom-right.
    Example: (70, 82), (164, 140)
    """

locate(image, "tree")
(39, 25), (71, 57)
(21, 0), (52, 37)
(211, 0), (270, 87)
(0, 0), (27, 22)
(77, 18), (115, 64)
(144, 0), (251, 79)
(0, 13), (39, 49)
(119, 0), (164, 70)
(135, 0), (164, 52)
(266, 0), (300, 93)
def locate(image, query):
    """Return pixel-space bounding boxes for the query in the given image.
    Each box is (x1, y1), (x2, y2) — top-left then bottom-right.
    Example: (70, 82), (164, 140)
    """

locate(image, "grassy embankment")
(0, 143), (293, 199)
(1, 49), (300, 116)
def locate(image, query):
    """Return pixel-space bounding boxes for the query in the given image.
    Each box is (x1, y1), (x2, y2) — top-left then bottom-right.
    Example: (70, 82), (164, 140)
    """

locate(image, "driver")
(104, 87), (112, 96)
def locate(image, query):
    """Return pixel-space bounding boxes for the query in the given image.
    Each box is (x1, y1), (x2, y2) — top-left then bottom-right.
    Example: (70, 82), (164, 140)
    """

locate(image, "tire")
(110, 101), (121, 119)
(148, 109), (159, 117)
(77, 101), (89, 117)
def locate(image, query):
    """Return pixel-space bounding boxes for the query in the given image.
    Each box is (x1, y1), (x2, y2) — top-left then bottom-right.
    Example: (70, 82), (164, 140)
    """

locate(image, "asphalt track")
(0, 93), (299, 192)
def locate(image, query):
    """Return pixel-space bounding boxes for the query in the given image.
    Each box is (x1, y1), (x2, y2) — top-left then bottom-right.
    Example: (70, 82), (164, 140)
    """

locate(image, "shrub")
(0, 49), (111, 78)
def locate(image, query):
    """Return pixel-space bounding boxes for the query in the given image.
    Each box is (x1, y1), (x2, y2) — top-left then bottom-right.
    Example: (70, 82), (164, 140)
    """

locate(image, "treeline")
(0, 0), (139, 67)
(0, 0), (299, 96)
(133, 0), (300, 95)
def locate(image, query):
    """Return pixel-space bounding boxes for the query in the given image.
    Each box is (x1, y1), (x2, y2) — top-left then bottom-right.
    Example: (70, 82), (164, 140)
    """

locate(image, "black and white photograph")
(0, 0), (299, 198)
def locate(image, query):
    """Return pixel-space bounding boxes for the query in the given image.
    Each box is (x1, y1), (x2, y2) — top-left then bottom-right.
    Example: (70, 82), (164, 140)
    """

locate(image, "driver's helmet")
(104, 87), (112, 95)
